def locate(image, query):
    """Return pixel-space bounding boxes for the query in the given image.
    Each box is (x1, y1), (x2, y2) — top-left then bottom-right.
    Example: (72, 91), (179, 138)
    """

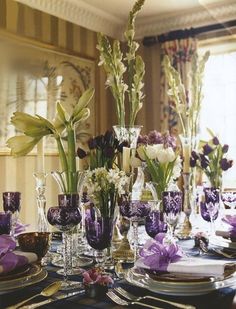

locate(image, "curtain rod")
(142, 19), (236, 46)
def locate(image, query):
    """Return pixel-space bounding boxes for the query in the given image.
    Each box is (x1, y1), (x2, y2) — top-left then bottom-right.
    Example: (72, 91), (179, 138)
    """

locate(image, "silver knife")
(19, 289), (85, 309)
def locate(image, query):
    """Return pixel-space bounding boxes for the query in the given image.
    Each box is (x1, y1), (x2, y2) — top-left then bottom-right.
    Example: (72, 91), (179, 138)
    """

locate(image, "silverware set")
(107, 287), (196, 309)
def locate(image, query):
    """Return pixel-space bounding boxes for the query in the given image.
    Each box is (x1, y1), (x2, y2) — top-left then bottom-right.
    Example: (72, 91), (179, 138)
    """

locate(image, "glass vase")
(51, 170), (86, 195)
(113, 125), (142, 149)
(33, 173), (49, 232)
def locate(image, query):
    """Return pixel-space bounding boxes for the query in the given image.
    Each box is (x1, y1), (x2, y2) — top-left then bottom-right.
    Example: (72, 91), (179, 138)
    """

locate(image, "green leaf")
(72, 88), (94, 120)
(56, 102), (68, 125)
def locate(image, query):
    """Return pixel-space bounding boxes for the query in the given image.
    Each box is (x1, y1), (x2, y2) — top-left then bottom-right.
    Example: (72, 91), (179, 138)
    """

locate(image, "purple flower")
(117, 141), (129, 153)
(103, 146), (114, 158)
(222, 144), (229, 153)
(147, 130), (163, 145)
(104, 130), (113, 144)
(191, 150), (199, 160)
(138, 135), (148, 145)
(220, 158), (233, 171)
(190, 158), (197, 168)
(212, 137), (219, 145)
(162, 132), (176, 149)
(200, 154), (209, 169)
(77, 148), (87, 159)
(203, 144), (213, 155)
(88, 138), (97, 150)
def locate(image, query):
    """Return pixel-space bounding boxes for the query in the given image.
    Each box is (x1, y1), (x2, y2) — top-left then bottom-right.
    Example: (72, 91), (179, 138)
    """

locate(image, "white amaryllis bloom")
(156, 146), (175, 164)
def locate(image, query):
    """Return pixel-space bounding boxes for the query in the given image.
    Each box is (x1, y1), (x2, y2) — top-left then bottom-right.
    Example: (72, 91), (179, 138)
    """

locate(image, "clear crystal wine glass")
(221, 191), (236, 211)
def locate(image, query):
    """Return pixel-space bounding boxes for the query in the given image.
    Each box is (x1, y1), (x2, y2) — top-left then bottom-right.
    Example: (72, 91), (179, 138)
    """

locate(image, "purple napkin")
(14, 220), (29, 236)
(138, 233), (183, 271)
(222, 215), (236, 239)
(0, 235), (37, 274)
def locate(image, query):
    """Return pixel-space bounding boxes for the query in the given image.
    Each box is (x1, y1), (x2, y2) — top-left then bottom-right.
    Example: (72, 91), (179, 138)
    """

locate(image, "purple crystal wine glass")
(0, 212), (11, 235)
(119, 194), (151, 260)
(201, 187), (220, 235)
(221, 192), (236, 211)
(3, 192), (21, 238)
(47, 206), (81, 290)
(145, 210), (167, 238)
(163, 191), (182, 242)
(85, 215), (113, 269)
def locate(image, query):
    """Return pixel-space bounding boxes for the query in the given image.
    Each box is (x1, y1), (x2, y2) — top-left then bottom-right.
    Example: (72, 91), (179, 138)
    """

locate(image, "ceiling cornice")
(135, 1), (236, 39)
(15, 0), (236, 40)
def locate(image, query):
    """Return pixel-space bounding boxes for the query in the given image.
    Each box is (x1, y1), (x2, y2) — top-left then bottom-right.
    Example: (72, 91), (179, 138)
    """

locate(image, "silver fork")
(114, 287), (196, 309)
(212, 248), (236, 258)
(107, 290), (164, 308)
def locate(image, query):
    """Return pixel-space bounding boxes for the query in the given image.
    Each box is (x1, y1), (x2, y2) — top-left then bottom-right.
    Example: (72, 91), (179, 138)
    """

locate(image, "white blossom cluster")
(85, 167), (130, 197)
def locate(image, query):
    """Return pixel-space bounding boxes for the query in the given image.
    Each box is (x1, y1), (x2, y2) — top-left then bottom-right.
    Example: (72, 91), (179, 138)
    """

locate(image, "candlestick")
(122, 147), (131, 173)
(37, 138), (45, 174)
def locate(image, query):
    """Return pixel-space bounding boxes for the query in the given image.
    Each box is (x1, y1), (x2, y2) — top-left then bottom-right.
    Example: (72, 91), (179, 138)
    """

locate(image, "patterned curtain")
(160, 38), (197, 135)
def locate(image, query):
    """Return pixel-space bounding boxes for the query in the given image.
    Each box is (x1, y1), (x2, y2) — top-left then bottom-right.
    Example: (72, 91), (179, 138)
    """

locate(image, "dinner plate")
(0, 264), (47, 294)
(210, 236), (236, 251)
(0, 264), (31, 281)
(125, 267), (236, 296)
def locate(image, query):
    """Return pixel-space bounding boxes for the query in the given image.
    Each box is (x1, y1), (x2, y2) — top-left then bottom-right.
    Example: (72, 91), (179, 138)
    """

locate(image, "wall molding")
(15, 0), (236, 40)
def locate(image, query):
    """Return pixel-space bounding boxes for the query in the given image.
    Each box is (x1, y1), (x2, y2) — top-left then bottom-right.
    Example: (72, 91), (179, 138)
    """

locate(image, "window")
(199, 43), (236, 188)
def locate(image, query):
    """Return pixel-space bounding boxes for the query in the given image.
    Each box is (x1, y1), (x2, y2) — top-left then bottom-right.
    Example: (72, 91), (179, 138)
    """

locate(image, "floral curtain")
(160, 37), (197, 135)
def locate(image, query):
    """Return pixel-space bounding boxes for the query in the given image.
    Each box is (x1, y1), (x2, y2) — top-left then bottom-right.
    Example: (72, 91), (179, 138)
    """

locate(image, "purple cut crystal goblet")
(145, 210), (167, 238)
(163, 191), (182, 241)
(119, 195), (151, 260)
(47, 206), (81, 290)
(221, 191), (236, 210)
(85, 216), (113, 269)
(201, 187), (220, 235)
(3, 192), (21, 238)
(0, 212), (11, 235)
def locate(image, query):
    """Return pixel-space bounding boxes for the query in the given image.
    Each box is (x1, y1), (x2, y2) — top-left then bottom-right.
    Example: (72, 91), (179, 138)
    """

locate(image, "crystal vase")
(113, 125), (142, 149)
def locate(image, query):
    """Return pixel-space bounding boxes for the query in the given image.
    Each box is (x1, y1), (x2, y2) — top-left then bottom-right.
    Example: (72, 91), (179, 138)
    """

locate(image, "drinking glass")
(85, 214), (113, 270)
(47, 206), (81, 290)
(3, 192), (21, 238)
(163, 191), (182, 242)
(0, 212), (11, 235)
(221, 191), (236, 211)
(200, 187), (220, 235)
(119, 195), (151, 260)
(145, 201), (167, 238)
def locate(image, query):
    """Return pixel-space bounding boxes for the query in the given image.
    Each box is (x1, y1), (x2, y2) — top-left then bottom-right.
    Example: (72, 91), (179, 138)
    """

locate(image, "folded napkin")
(216, 230), (236, 240)
(216, 215), (236, 241)
(0, 235), (37, 275)
(136, 233), (236, 279)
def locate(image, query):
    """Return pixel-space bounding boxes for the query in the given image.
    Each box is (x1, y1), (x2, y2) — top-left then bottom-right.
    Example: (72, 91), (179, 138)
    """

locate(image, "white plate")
(210, 236), (236, 251)
(125, 267), (236, 296)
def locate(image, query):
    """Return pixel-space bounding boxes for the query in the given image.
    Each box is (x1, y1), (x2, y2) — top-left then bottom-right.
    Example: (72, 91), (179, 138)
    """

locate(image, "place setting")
(1, 0), (236, 309)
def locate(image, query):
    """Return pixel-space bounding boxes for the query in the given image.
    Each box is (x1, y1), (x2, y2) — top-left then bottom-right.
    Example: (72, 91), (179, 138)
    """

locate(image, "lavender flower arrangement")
(77, 130), (128, 170)
(138, 233), (183, 271)
(190, 131), (233, 188)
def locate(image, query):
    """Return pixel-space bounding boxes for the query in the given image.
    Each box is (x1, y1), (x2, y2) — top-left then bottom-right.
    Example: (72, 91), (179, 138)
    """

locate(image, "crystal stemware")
(200, 187), (220, 235)
(145, 201), (167, 238)
(3, 192), (21, 238)
(47, 206), (81, 290)
(119, 195), (151, 260)
(221, 191), (236, 211)
(0, 212), (11, 235)
(163, 191), (182, 242)
(85, 211), (113, 270)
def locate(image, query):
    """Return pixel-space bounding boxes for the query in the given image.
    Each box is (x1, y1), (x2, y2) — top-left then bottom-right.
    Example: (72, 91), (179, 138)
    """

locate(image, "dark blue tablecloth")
(0, 240), (236, 309)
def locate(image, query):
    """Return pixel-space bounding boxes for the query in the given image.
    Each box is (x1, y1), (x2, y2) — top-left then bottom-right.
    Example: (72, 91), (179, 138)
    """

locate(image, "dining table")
(1, 239), (236, 309)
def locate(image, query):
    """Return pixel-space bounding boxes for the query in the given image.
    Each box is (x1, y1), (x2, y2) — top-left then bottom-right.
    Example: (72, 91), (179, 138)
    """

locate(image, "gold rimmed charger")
(0, 264), (47, 294)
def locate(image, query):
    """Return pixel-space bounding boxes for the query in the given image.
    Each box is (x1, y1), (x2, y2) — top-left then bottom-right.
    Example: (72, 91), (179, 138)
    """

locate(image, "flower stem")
(67, 126), (77, 193)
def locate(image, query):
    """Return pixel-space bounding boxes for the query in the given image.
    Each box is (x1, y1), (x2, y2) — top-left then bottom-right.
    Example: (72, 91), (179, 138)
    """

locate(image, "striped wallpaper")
(0, 0), (161, 227)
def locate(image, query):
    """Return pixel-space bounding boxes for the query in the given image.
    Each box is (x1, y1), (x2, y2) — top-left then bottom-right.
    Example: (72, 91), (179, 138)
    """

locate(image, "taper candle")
(37, 138), (45, 173)
(183, 143), (190, 173)
(122, 147), (131, 173)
